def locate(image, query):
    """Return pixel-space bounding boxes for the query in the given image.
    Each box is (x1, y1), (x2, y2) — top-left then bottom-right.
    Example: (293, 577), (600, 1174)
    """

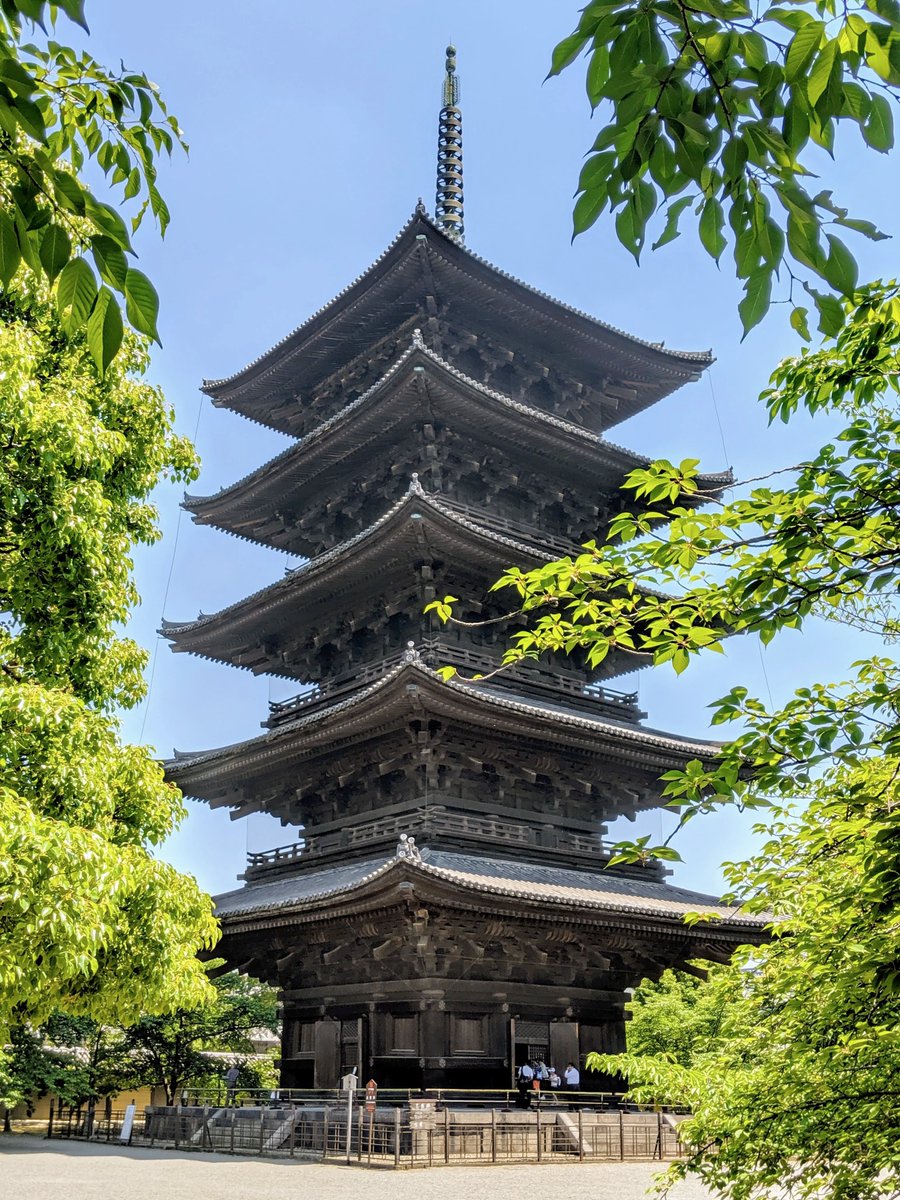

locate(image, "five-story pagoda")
(165, 49), (759, 1091)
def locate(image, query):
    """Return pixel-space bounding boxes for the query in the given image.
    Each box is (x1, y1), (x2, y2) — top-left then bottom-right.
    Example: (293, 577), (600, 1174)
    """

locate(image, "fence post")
(619, 1107), (624, 1161)
(174, 1105), (181, 1151)
(289, 1109), (296, 1158)
(322, 1107), (329, 1160)
(444, 1107), (450, 1163)
(491, 1107), (497, 1163)
(258, 1108), (265, 1156)
(393, 1106), (401, 1169)
(202, 1105), (210, 1150)
(229, 1106), (236, 1155)
(536, 1104), (542, 1163)
(657, 1109), (665, 1160)
(46, 1102), (54, 1140)
(578, 1108), (584, 1162)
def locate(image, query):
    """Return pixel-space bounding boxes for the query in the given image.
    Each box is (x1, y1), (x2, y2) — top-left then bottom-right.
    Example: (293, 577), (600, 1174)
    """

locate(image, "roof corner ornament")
(435, 44), (464, 244)
(402, 639), (421, 664)
(397, 832), (423, 861)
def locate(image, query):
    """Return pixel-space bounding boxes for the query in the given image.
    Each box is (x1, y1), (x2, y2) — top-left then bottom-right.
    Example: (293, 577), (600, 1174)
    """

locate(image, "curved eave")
(168, 657), (720, 794)
(162, 483), (565, 662)
(213, 851), (764, 937)
(185, 337), (731, 542)
(202, 210), (712, 433)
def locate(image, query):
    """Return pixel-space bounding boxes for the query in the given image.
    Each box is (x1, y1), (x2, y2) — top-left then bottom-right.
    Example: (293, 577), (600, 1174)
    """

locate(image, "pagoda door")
(313, 1018), (341, 1088)
(549, 1021), (579, 1075)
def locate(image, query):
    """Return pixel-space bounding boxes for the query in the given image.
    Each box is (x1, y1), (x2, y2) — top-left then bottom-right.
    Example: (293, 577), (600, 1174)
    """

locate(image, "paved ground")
(0, 1134), (716, 1199)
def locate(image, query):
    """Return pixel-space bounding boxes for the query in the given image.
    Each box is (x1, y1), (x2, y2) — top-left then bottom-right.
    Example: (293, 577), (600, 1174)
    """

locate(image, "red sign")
(365, 1079), (377, 1113)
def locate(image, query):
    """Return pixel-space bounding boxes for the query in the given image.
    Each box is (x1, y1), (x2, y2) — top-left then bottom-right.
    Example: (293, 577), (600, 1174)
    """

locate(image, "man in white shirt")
(564, 1062), (580, 1091)
(516, 1061), (534, 1108)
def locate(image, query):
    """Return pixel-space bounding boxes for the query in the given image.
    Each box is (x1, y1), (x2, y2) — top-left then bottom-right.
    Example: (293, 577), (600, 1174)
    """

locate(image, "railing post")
(258, 1107), (265, 1155)
(657, 1109), (665, 1160)
(174, 1105), (181, 1150)
(322, 1107), (329, 1160)
(535, 1103), (542, 1162)
(229, 1106), (236, 1155)
(289, 1109), (296, 1157)
(578, 1108), (584, 1162)
(619, 1107), (625, 1161)
(444, 1106), (450, 1163)
(491, 1107), (497, 1163)
(393, 1106), (401, 1168)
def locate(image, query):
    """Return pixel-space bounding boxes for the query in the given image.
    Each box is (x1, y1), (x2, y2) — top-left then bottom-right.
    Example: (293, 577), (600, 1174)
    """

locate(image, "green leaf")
(56, 257), (99, 336)
(807, 42), (838, 107)
(822, 234), (858, 296)
(652, 196), (692, 250)
(56, 0), (90, 29)
(790, 306), (811, 341)
(863, 94), (894, 151)
(86, 287), (124, 376)
(699, 198), (727, 262)
(811, 289), (845, 335)
(123, 267), (160, 342)
(573, 187), (608, 236)
(91, 235), (128, 290)
(39, 225), (71, 283)
(548, 32), (589, 79)
(738, 268), (772, 336)
(11, 95), (47, 141)
(784, 21), (824, 81)
(0, 211), (22, 286)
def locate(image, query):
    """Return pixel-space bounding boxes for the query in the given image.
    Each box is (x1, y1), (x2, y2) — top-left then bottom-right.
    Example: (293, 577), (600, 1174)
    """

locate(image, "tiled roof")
(169, 655), (719, 770)
(185, 335), (730, 516)
(214, 847), (761, 928)
(202, 209), (711, 399)
(162, 478), (559, 638)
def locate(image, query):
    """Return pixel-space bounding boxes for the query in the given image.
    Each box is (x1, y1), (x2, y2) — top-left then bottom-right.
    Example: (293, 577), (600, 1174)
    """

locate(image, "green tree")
(624, 968), (730, 1066)
(121, 971), (280, 1106)
(0, 2), (217, 1035)
(590, 760), (900, 1200)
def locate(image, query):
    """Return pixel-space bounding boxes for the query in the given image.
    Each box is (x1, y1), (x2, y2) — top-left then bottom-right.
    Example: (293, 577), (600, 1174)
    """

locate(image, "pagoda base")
(279, 979), (626, 1092)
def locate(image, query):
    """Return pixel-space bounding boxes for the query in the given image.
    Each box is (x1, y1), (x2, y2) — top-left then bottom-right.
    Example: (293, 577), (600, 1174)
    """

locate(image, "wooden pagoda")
(165, 50), (760, 1091)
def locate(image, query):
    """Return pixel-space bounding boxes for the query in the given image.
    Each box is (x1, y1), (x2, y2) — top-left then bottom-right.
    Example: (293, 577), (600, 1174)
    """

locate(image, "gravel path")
(0, 1134), (717, 1200)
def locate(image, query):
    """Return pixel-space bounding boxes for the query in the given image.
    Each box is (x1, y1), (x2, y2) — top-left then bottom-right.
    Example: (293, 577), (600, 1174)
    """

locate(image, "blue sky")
(72, 2), (898, 897)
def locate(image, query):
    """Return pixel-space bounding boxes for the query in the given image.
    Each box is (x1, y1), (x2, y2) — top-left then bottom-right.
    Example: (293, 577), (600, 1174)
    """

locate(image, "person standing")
(564, 1060), (580, 1106)
(516, 1061), (534, 1108)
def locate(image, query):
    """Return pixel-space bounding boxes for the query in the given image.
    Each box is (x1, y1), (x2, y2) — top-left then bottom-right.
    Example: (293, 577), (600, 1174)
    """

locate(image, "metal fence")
(48, 1096), (686, 1167)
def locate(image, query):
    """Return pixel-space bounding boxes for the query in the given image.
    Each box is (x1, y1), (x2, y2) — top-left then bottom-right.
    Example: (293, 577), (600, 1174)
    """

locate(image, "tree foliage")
(624, 968), (731, 1065)
(590, 760), (900, 1200)
(0, 290), (217, 1035)
(0, 0), (183, 368)
(0, 6), (216, 1035)
(550, 0), (899, 333)
(120, 970), (279, 1106)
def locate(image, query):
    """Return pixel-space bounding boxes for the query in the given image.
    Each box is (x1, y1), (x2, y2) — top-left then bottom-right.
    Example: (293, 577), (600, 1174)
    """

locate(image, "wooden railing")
(266, 642), (641, 727)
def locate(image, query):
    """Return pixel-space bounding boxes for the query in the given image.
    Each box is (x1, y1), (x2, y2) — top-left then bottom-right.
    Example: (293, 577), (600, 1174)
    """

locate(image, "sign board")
(119, 1103), (136, 1144)
(365, 1079), (377, 1114)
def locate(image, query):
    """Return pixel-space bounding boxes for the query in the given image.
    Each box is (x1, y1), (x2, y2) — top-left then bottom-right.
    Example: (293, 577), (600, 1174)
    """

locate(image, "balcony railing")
(266, 642), (641, 728)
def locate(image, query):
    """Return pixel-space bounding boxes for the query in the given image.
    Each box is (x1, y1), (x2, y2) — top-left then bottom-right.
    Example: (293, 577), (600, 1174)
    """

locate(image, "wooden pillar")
(549, 1021), (579, 1075)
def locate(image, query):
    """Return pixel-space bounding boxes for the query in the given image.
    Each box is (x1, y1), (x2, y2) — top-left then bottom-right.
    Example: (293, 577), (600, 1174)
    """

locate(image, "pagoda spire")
(435, 44), (464, 243)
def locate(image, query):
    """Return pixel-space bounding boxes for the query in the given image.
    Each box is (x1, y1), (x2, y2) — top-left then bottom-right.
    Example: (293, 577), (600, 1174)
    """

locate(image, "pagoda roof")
(162, 480), (580, 671)
(213, 846), (762, 936)
(169, 654), (719, 819)
(202, 209), (712, 435)
(185, 336), (731, 554)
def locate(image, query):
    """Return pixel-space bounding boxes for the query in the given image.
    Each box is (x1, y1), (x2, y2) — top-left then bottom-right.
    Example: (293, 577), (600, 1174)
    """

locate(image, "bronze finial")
(436, 44), (464, 243)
